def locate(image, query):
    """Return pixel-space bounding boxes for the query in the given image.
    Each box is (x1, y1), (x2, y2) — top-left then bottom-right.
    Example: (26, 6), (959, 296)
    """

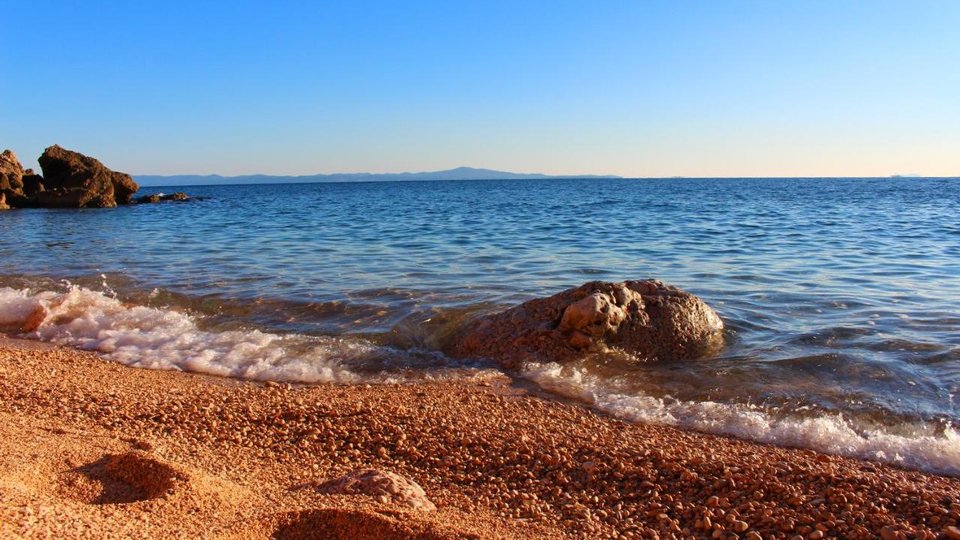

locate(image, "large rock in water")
(450, 280), (724, 368)
(36, 145), (139, 208)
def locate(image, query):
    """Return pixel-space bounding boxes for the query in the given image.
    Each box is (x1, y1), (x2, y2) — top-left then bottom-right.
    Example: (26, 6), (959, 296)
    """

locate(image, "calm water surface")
(2, 178), (959, 472)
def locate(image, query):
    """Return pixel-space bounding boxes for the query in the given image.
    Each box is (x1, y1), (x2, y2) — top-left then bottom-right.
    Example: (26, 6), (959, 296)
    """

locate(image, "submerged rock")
(449, 280), (724, 368)
(36, 145), (139, 208)
(135, 192), (191, 204)
(318, 469), (436, 511)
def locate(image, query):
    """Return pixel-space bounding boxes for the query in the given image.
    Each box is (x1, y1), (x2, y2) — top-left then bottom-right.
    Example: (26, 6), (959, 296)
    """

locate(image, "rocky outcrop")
(135, 192), (191, 204)
(449, 280), (724, 368)
(318, 469), (436, 511)
(0, 150), (25, 200)
(0, 145), (156, 209)
(36, 145), (139, 208)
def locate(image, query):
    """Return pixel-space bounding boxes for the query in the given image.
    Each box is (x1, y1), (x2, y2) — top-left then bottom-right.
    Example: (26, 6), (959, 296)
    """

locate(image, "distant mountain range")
(135, 166), (621, 187)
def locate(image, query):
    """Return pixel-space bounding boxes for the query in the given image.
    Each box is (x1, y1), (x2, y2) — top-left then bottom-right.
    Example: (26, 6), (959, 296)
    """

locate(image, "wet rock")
(318, 469), (436, 511)
(0, 192), (8, 210)
(450, 280), (724, 368)
(137, 193), (162, 204)
(135, 192), (191, 204)
(0, 149), (25, 199)
(36, 145), (139, 208)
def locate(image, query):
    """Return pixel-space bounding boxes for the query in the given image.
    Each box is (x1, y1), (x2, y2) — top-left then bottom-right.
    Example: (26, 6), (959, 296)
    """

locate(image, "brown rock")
(0, 149), (25, 198)
(449, 280), (724, 368)
(21, 172), (45, 197)
(945, 525), (960, 540)
(318, 468), (436, 511)
(36, 145), (139, 208)
(137, 193), (162, 204)
(135, 192), (191, 204)
(20, 305), (48, 333)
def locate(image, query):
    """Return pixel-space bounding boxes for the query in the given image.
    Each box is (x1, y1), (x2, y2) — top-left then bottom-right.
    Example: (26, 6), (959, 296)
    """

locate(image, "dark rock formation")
(135, 192), (191, 204)
(35, 145), (139, 208)
(0, 145), (202, 209)
(21, 170), (44, 197)
(449, 280), (724, 368)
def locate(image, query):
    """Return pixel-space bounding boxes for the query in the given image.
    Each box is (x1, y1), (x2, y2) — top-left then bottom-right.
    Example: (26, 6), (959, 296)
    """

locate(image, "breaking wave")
(523, 361), (960, 476)
(1, 283), (958, 476)
(0, 285), (475, 384)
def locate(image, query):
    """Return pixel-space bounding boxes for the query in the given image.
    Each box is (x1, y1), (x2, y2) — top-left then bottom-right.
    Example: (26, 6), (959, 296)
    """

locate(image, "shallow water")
(1, 177), (959, 474)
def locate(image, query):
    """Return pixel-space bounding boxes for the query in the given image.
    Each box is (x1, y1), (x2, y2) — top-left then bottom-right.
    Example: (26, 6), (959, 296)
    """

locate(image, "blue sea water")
(2, 177), (959, 473)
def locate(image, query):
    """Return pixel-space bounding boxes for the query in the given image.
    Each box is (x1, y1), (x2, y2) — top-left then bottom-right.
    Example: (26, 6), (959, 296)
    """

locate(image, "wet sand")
(1, 337), (959, 539)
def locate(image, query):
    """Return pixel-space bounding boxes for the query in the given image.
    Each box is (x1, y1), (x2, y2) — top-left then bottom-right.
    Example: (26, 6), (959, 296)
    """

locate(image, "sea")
(1, 177), (958, 475)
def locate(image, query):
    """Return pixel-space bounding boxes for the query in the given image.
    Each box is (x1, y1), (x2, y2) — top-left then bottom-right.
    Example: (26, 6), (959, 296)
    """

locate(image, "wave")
(1, 284), (958, 476)
(0, 285), (473, 384)
(522, 362), (960, 476)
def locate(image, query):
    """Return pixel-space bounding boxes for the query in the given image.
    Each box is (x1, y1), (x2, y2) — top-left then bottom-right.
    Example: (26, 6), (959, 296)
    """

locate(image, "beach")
(5, 0), (960, 537)
(2, 337), (958, 539)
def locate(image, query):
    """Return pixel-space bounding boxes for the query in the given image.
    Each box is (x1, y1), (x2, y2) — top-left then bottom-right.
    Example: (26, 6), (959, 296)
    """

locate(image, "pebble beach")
(2, 337), (959, 539)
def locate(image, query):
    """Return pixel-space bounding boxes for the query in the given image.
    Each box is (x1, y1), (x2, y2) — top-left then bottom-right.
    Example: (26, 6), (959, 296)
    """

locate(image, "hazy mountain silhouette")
(135, 166), (621, 187)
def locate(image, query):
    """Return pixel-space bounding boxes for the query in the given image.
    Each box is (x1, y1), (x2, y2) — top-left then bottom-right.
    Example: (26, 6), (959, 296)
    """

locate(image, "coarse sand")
(1, 337), (958, 539)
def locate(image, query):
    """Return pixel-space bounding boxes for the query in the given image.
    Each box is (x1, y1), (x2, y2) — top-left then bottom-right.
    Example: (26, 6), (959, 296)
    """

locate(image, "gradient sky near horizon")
(3, 1), (958, 177)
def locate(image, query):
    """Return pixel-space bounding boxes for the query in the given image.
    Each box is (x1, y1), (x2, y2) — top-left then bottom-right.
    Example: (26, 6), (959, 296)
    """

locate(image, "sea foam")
(523, 361), (960, 477)
(0, 285), (378, 383)
(2, 284), (958, 476)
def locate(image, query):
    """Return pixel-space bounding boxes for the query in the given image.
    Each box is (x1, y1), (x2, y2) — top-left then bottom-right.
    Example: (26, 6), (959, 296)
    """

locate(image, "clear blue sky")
(3, 1), (958, 177)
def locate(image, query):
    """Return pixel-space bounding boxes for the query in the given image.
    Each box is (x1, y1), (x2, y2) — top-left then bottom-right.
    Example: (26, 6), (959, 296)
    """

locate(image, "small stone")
(945, 525), (960, 540)
(318, 468), (436, 511)
(132, 439), (154, 451)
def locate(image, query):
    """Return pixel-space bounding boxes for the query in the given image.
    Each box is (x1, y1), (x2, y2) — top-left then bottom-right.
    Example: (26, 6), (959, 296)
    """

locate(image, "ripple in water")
(1, 177), (959, 474)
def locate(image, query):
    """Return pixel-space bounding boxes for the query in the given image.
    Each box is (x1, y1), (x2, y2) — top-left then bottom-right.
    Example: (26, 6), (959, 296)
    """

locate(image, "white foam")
(3, 285), (957, 476)
(0, 285), (380, 383)
(523, 362), (960, 476)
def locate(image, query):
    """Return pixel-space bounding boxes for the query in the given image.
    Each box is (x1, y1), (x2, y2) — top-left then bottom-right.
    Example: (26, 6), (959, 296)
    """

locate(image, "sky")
(2, 1), (958, 177)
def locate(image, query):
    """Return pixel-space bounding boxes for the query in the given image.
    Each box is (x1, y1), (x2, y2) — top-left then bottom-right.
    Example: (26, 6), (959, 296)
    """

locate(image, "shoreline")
(2, 337), (959, 539)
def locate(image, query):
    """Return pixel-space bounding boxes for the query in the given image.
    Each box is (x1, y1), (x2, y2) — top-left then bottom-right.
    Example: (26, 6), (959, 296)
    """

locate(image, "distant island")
(135, 166), (622, 187)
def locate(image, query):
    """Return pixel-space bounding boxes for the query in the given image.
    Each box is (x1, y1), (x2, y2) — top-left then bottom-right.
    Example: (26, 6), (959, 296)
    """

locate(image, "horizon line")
(132, 169), (956, 180)
(134, 174), (960, 187)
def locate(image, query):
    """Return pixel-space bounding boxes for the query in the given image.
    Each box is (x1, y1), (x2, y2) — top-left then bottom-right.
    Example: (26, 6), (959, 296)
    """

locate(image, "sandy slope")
(1, 337), (958, 539)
